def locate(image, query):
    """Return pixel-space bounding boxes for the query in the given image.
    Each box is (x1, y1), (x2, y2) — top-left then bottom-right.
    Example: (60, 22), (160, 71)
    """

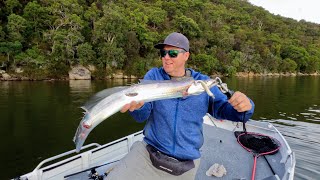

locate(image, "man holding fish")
(107, 32), (255, 180)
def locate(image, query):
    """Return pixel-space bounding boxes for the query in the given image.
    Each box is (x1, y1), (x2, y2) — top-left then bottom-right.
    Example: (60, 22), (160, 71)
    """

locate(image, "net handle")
(237, 132), (281, 180)
(251, 155), (258, 180)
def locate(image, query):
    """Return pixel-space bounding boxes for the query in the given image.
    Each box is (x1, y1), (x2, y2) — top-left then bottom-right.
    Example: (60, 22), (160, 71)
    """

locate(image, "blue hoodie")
(130, 67), (254, 160)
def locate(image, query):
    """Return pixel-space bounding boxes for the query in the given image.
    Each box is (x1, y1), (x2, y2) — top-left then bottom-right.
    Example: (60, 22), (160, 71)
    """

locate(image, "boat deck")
(196, 123), (284, 180)
(69, 121), (287, 180)
(16, 115), (295, 180)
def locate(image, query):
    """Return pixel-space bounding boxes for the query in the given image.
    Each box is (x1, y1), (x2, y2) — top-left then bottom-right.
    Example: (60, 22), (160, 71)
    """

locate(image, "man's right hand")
(120, 101), (145, 113)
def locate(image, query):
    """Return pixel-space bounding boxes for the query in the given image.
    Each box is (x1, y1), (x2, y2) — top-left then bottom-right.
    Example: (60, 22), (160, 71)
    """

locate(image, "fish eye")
(125, 92), (138, 97)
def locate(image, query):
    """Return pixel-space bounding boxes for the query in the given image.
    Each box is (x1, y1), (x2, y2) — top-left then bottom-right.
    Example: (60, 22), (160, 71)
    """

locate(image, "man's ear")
(184, 52), (190, 61)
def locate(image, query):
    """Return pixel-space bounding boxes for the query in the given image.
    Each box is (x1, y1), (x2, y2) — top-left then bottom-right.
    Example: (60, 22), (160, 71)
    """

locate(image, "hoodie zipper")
(172, 99), (180, 154)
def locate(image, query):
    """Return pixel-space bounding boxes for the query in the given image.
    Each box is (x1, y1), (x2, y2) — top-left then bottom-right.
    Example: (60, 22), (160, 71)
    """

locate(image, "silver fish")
(73, 77), (221, 152)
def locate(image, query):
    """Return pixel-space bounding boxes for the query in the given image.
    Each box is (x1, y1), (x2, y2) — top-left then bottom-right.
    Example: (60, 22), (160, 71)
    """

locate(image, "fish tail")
(73, 123), (91, 152)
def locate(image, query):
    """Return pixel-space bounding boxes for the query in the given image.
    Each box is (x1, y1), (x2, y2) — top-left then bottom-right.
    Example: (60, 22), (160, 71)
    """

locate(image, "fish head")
(187, 79), (218, 95)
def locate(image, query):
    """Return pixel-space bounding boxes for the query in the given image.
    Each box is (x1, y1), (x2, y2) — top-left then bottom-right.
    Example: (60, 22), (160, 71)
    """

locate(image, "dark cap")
(154, 32), (189, 52)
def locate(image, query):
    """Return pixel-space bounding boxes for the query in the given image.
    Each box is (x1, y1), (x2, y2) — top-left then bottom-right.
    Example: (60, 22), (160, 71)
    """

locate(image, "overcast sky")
(248, 0), (320, 24)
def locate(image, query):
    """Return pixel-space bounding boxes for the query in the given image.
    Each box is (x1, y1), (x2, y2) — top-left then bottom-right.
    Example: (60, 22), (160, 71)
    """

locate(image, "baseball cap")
(154, 32), (189, 52)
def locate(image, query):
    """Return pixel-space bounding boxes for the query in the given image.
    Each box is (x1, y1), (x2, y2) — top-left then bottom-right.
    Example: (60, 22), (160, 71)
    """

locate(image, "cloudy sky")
(248, 0), (320, 24)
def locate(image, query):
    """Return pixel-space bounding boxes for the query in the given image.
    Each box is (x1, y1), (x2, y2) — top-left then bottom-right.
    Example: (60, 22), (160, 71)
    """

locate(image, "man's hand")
(120, 101), (145, 113)
(228, 91), (252, 112)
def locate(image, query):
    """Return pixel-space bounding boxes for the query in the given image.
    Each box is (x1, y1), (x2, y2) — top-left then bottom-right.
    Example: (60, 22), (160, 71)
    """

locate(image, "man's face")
(161, 45), (189, 77)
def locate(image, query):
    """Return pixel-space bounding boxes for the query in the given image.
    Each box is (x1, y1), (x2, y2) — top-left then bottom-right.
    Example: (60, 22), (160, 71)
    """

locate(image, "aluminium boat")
(14, 114), (295, 180)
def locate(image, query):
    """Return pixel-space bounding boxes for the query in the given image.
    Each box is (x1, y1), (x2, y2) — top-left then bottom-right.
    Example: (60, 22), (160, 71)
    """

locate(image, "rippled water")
(0, 76), (319, 179)
(227, 76), (320, 180)
(268, 106), (320, 179)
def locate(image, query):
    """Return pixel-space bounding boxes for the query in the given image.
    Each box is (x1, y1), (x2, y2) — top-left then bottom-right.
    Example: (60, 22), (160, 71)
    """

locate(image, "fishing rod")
(64, 160), (119, 179)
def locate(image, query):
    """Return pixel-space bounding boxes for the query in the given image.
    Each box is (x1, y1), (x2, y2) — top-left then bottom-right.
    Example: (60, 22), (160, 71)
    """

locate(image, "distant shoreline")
(233, 72), (320, 77)
(1, 71), (319, 81)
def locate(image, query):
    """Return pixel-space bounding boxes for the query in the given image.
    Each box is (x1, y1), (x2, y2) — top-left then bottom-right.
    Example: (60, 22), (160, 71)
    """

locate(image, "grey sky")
(248, 0), (320, 24)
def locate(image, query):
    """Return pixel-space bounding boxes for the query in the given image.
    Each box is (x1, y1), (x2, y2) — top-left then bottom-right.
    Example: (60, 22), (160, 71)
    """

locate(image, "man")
(107, 32), (254, 180)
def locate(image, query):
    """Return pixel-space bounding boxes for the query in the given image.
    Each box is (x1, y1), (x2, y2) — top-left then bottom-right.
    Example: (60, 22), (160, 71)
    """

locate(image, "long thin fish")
(73, 78), (220, 152)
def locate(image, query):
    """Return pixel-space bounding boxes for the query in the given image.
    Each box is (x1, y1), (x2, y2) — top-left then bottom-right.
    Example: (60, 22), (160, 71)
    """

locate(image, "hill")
(0, 0), (319, 79)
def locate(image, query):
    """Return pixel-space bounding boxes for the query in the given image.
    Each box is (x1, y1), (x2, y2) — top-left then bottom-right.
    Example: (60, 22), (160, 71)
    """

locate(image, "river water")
(0, 76), (319, 180)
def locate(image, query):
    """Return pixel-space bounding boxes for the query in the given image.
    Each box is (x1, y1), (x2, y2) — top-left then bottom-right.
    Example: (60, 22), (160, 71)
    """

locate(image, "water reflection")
(69, 80), (92, 93)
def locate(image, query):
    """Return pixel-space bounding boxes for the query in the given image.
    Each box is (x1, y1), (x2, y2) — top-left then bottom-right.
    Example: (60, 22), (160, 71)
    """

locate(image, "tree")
(49, 29), (84, 65)
(14, 46), (46, 67)
(305, 56), (320, 73)
(1, 0), (320, 77)
(279, 58), (297, 73)
(172, 15), (201, 38)
(7, 14), (27, 42)
(144, 6), (167, 30)
(191, 53), (218, 74)
(96, 42), (126, 71)
(23, 1), (51, 40)
(281, 45), (309, 72)
(0, 26), (5, 41)
(92, 4), (128, 45)
(44, 0), (85, 66)
(0, 41), (22, 67)
(83, 2), (102, 30)
(76, 43), (96, 65)
(4, 0), (21, 14)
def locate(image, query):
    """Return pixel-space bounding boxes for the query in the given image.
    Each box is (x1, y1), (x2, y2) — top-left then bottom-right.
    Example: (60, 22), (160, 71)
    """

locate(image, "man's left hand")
(228, 91), (252, 112)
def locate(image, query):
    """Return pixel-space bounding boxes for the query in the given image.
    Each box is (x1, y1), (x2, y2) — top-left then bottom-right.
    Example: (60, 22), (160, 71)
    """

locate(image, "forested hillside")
(0, 0), (319, 79)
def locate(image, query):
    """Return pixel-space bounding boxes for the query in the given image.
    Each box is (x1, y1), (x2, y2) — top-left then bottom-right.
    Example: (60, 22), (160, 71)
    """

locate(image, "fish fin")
(138, 79), (159, 84)
(82, 86), (128, 112)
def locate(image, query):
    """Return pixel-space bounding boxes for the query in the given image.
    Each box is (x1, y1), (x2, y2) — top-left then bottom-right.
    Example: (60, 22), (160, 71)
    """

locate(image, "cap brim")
(154, 43), (165, 49)
(154, 43), (186, 50)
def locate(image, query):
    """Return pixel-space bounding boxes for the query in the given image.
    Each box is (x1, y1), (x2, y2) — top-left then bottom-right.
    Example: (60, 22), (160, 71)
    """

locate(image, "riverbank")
(233, 71), (320, 77)
(0, 69), (319, 81)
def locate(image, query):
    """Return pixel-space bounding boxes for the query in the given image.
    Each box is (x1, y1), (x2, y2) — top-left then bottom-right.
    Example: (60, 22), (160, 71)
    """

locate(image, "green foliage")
(0, 0), (320, 78)
(4, 0), (21, 14)
(225, 65), (237, 76)
(0, 26), (5, 41)
(92, 4), (128, 45)
(14, 46), (46, 67)
(281, 45), (310, 72)
(191, 53), (218, 74)
(172, 15), (201, 38)
(20, 67), (49, 80)
(46, 60), (70, 79)
(7, 14), (27, 42)
(77, 43), (96, 65)
(279, 58), (297, 73)
(96, 42), (126, 71)
(130, 59), (148, 78)
(48, 29), (84, 65)
(305, 56), (320, 73)
(23, 1), (51, 39)
(0, 41), (22, 65)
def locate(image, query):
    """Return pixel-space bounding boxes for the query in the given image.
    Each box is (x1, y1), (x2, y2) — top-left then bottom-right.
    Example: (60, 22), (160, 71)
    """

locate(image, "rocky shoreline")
(233, 71), (319, 77)
(0, 67), (319, 81)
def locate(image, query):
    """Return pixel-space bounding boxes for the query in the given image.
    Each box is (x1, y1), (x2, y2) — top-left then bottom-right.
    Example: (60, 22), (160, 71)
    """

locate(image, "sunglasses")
(160, 49), (186, 58)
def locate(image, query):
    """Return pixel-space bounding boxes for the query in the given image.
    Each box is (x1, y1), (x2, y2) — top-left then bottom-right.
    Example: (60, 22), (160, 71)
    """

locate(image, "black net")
(237, 133), (280, 154)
